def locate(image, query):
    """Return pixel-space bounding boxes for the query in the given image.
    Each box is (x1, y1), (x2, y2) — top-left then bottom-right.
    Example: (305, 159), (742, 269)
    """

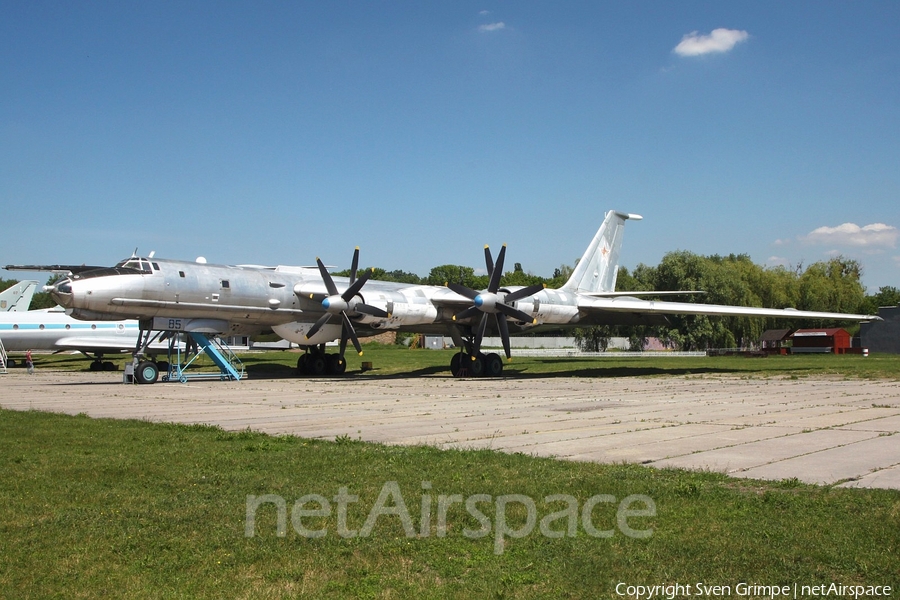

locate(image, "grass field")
(1, 409), (898, 599)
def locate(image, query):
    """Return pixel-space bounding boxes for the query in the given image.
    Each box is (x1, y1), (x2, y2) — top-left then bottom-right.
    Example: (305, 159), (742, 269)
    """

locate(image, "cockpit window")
(71, 266), (144, 280)
(72, 257), (156, 280)
(115, 258), (153, 273)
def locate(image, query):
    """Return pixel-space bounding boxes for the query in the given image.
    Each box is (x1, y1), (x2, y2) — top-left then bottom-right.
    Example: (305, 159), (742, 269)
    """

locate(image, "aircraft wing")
(575, 295), (881, 322)
(581, 290), (707, 297)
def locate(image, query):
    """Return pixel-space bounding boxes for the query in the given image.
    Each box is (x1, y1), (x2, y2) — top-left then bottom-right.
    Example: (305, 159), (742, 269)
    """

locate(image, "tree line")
(578, 252), (898, 351)
(3, 253), (897, 351)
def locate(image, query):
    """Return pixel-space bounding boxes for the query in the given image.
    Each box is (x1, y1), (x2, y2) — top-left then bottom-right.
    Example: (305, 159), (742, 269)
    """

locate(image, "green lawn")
(1, 409), (898, 599)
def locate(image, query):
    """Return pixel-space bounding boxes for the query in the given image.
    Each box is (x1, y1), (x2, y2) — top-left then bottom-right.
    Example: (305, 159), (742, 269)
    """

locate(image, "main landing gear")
(297, 345), (347, 376)
(450, 350), (505, 378)
(88, 358), (117, 371)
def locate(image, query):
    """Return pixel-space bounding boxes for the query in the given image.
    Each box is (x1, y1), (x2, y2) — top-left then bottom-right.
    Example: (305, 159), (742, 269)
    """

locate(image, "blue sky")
(2, 2), (898, 290)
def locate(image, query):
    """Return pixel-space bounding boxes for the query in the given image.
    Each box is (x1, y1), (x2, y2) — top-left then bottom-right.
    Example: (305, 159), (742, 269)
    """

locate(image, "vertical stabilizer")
(0, 280), (39, 311)
(561, 211), (641, 293)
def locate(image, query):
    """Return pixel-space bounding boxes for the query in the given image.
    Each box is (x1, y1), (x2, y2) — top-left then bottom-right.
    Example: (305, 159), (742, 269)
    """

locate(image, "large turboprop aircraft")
(7, 210), (879, 382)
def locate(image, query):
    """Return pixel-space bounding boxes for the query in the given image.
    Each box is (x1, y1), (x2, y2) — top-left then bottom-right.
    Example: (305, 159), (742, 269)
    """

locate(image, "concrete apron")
(2, 371), (899, 489)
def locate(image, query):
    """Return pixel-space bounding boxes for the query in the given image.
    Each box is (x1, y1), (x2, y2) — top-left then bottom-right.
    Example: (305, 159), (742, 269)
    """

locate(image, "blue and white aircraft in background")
(6, 210), (881, 381)
(0, 280), (162, 371)
(0, 306), (142, 370)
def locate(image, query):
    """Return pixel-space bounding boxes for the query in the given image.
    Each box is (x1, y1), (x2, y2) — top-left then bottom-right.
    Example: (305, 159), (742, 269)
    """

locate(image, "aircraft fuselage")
(48, 256), (574, 345)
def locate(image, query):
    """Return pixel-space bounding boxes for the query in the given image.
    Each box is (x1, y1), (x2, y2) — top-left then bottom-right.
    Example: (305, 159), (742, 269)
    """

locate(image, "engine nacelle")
(372, 300), (438, 329)
(272, 321), (343, 345)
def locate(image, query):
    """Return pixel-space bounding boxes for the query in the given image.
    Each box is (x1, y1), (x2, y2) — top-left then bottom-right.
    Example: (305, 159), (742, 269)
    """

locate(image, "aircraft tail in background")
(0, 280), (38, 311)
(561, 211), (641, 294)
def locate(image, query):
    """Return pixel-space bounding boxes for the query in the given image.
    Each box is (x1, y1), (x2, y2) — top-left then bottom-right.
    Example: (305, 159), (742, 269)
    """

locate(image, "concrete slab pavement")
(2, 370), (899, 489)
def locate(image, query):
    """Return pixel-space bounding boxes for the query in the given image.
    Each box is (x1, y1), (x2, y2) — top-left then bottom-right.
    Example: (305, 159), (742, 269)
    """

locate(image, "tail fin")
(0, 280), (39, 311)
(561, 211), (641, 294)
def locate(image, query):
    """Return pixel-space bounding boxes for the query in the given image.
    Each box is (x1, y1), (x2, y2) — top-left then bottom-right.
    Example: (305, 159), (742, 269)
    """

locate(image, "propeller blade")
(341, 312), (363, 355)
(305, 313), (333, 339)
(316, 258), (339, 296)
(504, 284), (545, 303)
(496, 302), (537, 324)
(446, 282), (479, 300)
(496, 313), (512, 359)
(484, 245), (494, 277)
(473, 313), (489, 355)
(488, 245), (506, 293)
(339, 330), (349, 358)
(342, 268), (372, 302)
(349, 247), (360, 286)
(355, 304), (389, 318)
(453, 306), (481, 321)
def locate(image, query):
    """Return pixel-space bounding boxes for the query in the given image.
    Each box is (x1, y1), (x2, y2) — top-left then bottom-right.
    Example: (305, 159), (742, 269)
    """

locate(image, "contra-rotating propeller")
(305, 247), (389, 357)
(446, 244), (544, 360)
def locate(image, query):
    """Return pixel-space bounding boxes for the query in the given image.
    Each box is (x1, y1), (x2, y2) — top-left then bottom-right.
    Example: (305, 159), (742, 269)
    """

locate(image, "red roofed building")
(790, 328), (852, 354)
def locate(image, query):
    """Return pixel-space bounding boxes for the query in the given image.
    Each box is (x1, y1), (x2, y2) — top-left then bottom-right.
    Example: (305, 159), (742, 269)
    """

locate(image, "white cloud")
(801, 222), (899, 248)
(478, 22), (505, 33)
(479, 10), (491, 16)
(674, 28), (749, 57)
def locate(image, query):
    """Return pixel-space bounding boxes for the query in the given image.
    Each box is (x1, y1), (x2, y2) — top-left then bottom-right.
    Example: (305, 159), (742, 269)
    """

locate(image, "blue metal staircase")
(165, 332), (244, 382)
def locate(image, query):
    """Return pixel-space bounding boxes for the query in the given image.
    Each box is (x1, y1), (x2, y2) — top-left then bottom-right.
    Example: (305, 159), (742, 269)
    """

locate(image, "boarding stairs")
(0, 337), (7, 374)
(164, 332), (244, 382)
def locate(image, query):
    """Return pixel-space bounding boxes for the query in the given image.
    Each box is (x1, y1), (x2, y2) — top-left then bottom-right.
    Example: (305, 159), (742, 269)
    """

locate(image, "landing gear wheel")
(450, 352), (462, 377)
(469, 353), (485, 377)
(297, 354), (309, 374)
(90, 361), (102, 372)
(450, 352), (468, 377)
(102, 361), (116, 371)
(308, 354), (327, 376)
(135, 360), (159, 384)
(484, 353), (503, 377)
(327, 354), (347, 376)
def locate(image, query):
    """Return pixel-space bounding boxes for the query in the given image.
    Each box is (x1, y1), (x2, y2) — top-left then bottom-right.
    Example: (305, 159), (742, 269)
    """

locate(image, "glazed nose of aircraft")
(49, 279), (74, 308)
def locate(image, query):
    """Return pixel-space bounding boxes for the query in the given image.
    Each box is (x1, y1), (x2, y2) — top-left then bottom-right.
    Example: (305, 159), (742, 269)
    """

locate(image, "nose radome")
(50, 280), (74, 307)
